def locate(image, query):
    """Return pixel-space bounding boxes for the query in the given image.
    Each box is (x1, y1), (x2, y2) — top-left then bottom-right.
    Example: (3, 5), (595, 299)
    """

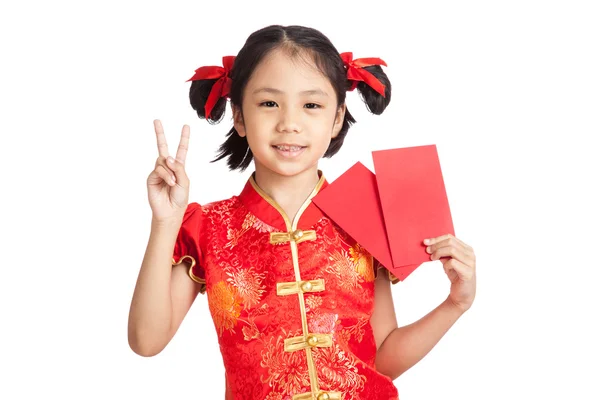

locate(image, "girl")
(128, 24), (477, 400)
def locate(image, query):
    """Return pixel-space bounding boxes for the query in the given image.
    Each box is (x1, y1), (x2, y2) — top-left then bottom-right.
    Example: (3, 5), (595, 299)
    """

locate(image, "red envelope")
(312, 144), (454, 281)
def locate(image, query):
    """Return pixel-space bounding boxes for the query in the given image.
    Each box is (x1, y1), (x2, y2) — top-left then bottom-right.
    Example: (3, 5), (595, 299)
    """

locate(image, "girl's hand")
(424, 234), (476, 313)
(147, 119), (191, 223)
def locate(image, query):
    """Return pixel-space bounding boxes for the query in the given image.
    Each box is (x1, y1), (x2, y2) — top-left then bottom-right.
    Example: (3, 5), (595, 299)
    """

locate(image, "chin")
(256, 159), (317, 178)
(272, 165), (314, 177)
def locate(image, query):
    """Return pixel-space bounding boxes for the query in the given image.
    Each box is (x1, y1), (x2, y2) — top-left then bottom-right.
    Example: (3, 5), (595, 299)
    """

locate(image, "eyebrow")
(251, 87), (329, 97)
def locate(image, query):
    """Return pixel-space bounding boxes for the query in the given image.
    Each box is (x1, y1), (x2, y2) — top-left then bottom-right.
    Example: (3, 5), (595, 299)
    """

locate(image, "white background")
(1, 0), (599, 399)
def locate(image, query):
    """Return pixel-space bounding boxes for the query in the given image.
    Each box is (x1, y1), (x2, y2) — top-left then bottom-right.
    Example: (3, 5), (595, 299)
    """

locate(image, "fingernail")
(168, 157), (174, 163)
(424, 239), (430, 244)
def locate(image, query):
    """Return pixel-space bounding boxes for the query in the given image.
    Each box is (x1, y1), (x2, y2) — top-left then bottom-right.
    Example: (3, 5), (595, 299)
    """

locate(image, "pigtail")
(353, 64), (392, 115)
(187, 56), (254, 171)
(187, 56), (236, 124)
(324, 53), (392, 158)
(189, 79), (228, 124)
(340, 51), (392, 116)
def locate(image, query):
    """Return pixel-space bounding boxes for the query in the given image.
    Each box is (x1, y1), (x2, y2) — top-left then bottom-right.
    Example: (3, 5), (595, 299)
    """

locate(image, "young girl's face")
(233, 48), (345, 179)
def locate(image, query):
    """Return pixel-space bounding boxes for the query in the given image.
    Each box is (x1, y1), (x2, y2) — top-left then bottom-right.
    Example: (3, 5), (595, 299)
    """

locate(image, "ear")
(232, 104), (246, 137)
(331, 103), (346, 139)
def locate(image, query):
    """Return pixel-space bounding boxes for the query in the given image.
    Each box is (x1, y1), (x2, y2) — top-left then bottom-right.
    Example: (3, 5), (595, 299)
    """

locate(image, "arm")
(370, 271), (465, 380)
(127, 216), (201, 357)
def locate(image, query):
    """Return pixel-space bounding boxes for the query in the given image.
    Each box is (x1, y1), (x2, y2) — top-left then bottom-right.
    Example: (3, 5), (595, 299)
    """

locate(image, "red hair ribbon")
(340, 52), (387, 97)
(186, 56), (236, 118)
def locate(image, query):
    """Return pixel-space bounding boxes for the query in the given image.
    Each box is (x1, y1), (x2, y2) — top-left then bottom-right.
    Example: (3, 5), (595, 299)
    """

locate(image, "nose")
(276, 106), (301, 134)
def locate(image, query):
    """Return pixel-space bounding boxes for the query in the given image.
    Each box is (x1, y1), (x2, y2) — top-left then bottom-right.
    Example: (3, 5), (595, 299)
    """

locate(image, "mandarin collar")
(237, 171), (329, 232)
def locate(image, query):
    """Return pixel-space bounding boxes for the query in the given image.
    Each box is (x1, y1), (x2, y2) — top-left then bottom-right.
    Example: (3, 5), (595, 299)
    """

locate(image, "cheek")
(243, 118), (270, 149)
(244, 109), (276, 130)
(310, 112), (337, 134)
(245, 131), (263, 151)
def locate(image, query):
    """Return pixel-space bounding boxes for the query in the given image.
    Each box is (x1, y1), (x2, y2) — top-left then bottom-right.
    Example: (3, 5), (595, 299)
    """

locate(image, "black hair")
(189, 24), (392, 172)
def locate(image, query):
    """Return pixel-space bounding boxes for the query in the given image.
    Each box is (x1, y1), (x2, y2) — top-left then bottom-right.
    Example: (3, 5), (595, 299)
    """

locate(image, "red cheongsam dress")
(172, 171), (401, 400)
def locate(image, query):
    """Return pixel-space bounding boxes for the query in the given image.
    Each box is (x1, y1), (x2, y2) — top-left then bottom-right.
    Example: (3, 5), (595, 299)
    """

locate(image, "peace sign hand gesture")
(147, 119), (191, 223)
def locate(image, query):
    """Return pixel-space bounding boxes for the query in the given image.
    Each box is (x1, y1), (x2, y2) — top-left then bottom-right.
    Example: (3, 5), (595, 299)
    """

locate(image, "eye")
(260, 101), (278, 107)
(304, 103), (322, 109)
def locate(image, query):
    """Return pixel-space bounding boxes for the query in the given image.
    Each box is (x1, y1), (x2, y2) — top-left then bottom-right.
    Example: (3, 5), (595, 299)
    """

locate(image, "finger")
(423, 233), (453, 246)
(451, 238), (474, 262)
(443, 258), (474, 281)
(166, 155), (189, 187)
(175, 124), (190, 164)
(155, 155), (175, 175)
(426, 237), (453, 254)
(430, 244), (473, 265)
(154, 119), (170, 159)
(442, 262), (458, 281)
(427, 235), (469, 254)
(155, 163), (177, 186)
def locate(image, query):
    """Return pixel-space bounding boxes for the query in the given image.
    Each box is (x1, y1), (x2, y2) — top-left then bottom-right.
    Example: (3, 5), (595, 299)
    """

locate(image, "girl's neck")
(253, 164), (320, 224)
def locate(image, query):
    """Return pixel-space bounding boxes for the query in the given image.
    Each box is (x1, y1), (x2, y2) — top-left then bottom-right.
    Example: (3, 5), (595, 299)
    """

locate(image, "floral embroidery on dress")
(309, 312), (338, 334)
(242, 213), (256, 229)
(260, 334), (310, 395)
(208, 281), (242, 336)
(240, 303), (270, 342)
(349, 242), (375, 282)
(226, 212), (277, 249)
(242, 324), (260, 341)
(225, 227), (246, 249)
(338, 318), (369, 346)
(226, 266), (267, 308)
(304, 295), (323, 312)
(244, 212), (276, 233)
(326, 248), (363, 290)
(314, 342), (367, 397)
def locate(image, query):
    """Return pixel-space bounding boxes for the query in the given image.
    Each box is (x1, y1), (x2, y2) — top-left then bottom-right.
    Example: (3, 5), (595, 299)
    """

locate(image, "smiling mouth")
(272, 144), (307, 158)
(272, 144), (306, 151)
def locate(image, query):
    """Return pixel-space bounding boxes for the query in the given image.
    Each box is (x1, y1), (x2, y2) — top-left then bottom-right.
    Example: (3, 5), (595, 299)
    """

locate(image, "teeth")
(276, 145), (302, 151)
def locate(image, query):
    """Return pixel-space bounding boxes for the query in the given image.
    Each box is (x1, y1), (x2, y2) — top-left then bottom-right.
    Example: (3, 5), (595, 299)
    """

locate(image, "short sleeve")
(373, 258), (400, 285)
(171, 202), (207, 294)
